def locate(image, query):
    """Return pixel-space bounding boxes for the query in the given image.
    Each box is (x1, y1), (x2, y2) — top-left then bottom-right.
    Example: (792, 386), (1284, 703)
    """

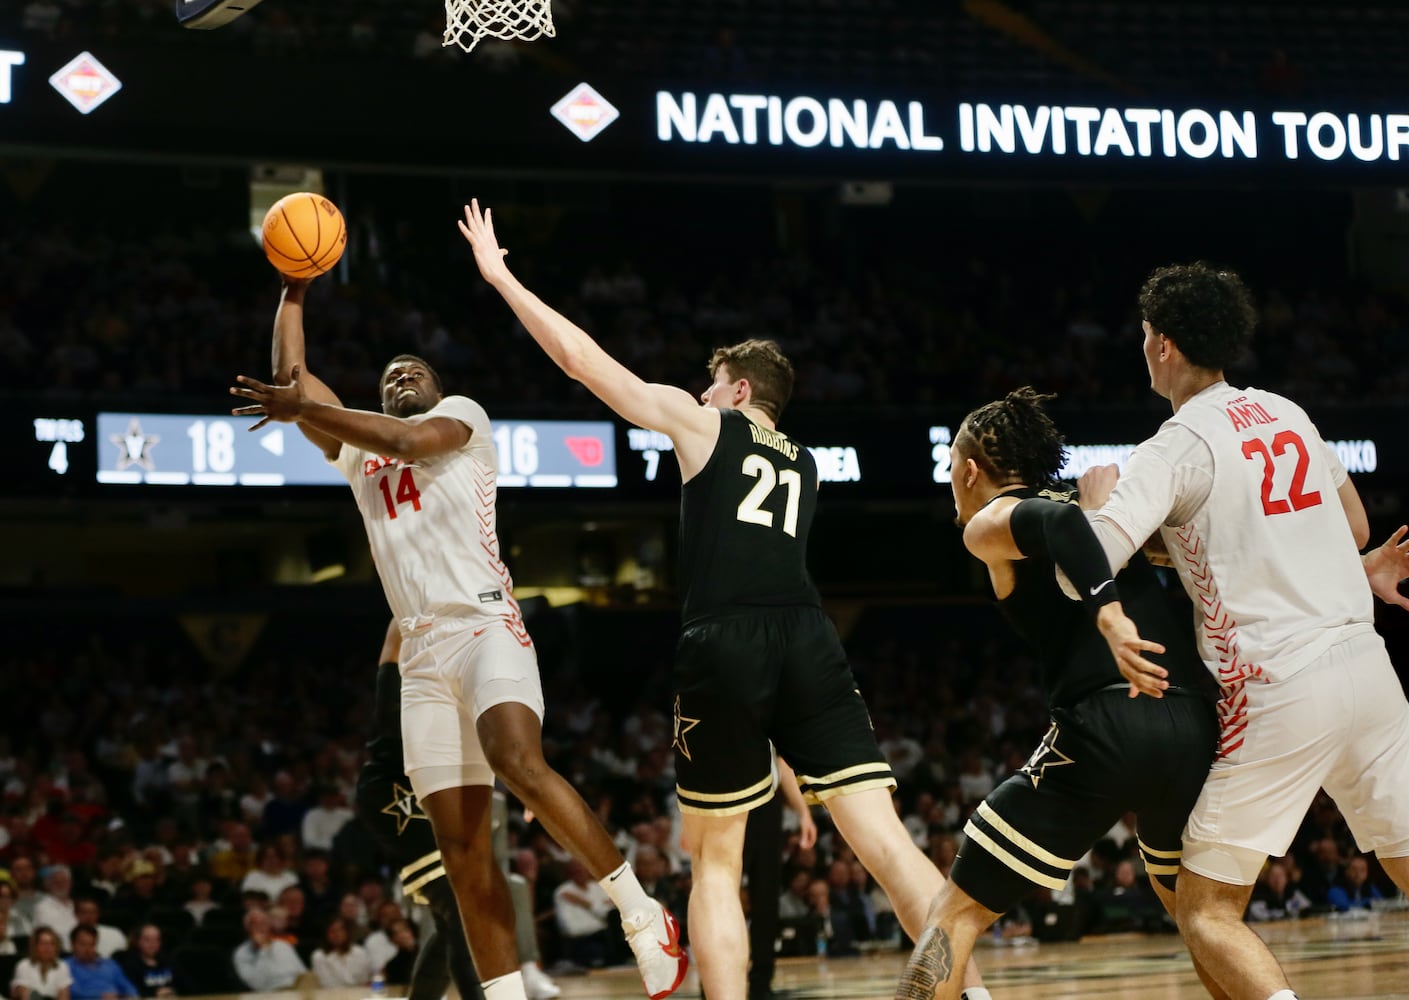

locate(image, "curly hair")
(955, 386), (1067, 487)
(708, 339), (795, 421)
(1138, 262), (1257, 371)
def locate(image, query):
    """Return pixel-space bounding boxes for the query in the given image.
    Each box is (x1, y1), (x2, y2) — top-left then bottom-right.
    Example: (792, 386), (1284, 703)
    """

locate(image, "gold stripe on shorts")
(1138, 838), (1182, 860)
(400, 850), (442, 883)
(963, 819), (1068, 892)
(977, 802), (1080, 869)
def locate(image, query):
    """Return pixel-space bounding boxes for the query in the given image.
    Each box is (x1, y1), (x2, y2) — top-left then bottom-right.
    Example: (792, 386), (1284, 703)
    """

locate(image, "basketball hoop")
(443, 0), (555, 52)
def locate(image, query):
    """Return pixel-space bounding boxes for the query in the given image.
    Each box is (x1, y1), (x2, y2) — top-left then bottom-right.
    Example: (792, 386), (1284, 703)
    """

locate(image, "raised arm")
(270, 278), (344, 460)
(458, 201), (720, 477)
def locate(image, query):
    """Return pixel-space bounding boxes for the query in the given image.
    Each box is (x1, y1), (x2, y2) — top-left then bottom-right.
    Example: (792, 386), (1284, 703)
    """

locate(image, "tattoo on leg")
(896, 925), (954, 999)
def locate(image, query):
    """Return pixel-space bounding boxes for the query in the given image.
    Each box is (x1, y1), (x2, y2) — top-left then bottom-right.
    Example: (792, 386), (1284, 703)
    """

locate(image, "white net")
(443, 0), (555, 52)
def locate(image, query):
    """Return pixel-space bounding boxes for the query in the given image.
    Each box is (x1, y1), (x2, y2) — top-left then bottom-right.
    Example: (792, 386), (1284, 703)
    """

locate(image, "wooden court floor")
(534, 909), (1409, 999)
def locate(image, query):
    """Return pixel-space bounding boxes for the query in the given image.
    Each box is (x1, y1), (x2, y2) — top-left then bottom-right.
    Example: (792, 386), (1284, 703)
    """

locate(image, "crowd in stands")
(2, 198), (1406, 418)
(0, 603), (1401, 995)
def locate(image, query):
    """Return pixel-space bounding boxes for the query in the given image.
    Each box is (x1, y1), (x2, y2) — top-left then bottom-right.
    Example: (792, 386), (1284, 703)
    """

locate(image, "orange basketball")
(261, 192), (347, 278)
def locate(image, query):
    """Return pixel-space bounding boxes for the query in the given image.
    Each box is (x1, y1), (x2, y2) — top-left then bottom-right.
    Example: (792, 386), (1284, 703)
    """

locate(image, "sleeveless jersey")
(678, 409), (822, 624)
(1101, 382), (1371, 683)
(331, 395), (517, 627)
(996, 487), (1213, 708)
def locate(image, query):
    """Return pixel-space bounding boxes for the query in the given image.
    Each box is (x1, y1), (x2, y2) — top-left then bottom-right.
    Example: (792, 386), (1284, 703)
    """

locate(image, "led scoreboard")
(13, 402), (1392, 501)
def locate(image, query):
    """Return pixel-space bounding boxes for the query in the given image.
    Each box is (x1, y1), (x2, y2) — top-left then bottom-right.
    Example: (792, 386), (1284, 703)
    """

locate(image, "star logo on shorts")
(381, 780), (429, 835)
(672, 696), (701, 762)
(1019, 723), (1075, 789)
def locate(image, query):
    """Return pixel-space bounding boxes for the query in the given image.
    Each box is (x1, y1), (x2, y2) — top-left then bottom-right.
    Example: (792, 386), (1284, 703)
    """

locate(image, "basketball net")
(443, 0), (555, 52)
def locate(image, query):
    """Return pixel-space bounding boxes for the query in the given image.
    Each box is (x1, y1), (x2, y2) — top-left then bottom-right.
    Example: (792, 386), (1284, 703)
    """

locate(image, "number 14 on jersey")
(378, 467), (423, 518)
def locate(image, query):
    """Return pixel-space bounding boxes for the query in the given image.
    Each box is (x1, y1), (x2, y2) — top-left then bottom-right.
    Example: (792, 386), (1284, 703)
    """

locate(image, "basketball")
(261, 192), (347, 279)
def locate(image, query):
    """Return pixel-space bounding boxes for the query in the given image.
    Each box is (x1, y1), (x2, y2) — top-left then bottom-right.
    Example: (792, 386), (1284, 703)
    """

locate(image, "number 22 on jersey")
(377, 467), (423, 519)
(1241, 430), (1322, 516)
(736, 454), (801, 536)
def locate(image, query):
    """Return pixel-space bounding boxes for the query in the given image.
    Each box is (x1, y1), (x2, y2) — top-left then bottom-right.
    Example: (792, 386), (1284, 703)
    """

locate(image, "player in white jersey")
(1076, 263), (1409, 1000)
(228, 276), (688, 1000)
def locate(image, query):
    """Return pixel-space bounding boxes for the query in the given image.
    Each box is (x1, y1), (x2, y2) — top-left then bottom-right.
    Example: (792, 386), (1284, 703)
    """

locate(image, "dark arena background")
(2, 1), (1408, 997)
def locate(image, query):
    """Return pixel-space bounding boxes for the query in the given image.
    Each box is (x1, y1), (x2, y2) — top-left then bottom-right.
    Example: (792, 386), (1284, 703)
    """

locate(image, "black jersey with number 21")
(678, 409), (823, 625)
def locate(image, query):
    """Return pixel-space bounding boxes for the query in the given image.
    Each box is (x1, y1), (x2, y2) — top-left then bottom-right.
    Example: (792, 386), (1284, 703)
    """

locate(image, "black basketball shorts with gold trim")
(672, 605), (895, 816)
(356, 751), (448, 904)
(951, 687), (1218, 914)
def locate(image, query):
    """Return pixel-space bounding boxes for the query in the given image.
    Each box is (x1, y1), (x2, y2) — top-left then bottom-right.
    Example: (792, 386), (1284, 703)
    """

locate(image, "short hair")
(1138, 262), (1257, 371)
(707, 339), (794, 421)
(383, 353), (444, 394)
(955, 387), (1068, 487)
(70, 923), (98, 945)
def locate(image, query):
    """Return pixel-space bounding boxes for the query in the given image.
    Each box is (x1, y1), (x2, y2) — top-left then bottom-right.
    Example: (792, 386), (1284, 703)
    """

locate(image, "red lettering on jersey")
(1226, 401), (1278, 432)
(363, 455), (399, 477)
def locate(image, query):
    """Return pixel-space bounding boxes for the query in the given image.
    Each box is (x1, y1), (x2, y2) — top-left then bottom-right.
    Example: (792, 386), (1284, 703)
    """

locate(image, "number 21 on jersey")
(1241, 430), (1322, 516)
(736, 454), (801, 536)
(378, 467), (423, 519)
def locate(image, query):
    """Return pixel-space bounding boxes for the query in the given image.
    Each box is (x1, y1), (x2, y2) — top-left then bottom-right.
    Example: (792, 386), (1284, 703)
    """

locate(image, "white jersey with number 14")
(331, 394), (519, 627)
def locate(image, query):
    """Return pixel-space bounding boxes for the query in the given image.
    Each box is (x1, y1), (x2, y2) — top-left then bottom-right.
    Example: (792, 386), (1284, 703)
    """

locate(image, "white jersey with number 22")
(1095, 381), (1372, 686)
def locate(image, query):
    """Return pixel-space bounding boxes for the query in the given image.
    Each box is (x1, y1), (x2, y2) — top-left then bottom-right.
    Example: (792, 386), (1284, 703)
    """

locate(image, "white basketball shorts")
(399, 615), (544, 800)
(1184, 625), (1409, 883)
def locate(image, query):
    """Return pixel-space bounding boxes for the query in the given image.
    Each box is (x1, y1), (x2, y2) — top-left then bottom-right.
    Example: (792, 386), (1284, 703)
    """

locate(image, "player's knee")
(438, 840), (497, 891)
(485, 743), (549, 792)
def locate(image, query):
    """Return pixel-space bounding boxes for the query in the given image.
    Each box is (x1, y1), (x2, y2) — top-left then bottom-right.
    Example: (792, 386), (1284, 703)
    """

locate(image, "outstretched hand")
(458, 199), (512, 286)
(229, 364), (309, 431)
(1364, 524), (1409, 611)
(1096, 603), (1169, 698)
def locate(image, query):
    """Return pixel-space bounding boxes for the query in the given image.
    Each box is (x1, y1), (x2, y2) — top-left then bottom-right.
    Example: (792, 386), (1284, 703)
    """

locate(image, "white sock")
(600, 861), (653, 920)
(1267, 992), (1298, 1000)
(962, 989), (994, 1000)
(482, 971), (528, 1000)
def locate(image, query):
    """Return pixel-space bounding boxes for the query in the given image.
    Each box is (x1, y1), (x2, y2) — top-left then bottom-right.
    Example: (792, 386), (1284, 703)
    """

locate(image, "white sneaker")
(521, 962), (561, 1000)
(622, 899), (688, 999)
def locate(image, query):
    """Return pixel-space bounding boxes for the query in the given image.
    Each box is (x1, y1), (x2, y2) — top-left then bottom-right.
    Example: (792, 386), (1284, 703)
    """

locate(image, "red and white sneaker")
(622, 899), (688, 999)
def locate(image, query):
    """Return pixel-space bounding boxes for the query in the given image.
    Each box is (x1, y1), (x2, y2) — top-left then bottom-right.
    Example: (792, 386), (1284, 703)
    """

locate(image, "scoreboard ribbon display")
(15, 402), (1393, 501)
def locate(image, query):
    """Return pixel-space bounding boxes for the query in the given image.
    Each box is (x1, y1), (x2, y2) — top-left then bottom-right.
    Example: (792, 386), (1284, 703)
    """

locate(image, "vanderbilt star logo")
(380, 781), (429, 835)
(671, 695), (701, 762)
(111, 417), (159, 471)
(1019, 723), (1075, 789)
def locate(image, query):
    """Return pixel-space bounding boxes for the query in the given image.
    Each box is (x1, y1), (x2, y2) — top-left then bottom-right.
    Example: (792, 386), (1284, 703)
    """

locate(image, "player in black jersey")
(895, 388), (1222, 1000)
(461, 202), (992, 1000)
(356, 621), (491, 999)
(358, 623), (558, 1000)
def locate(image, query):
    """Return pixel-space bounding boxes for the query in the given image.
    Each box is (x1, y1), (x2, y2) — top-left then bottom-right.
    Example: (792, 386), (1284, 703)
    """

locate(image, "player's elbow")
(558, 342), (593, 383)
(384, 429), (423, 463)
